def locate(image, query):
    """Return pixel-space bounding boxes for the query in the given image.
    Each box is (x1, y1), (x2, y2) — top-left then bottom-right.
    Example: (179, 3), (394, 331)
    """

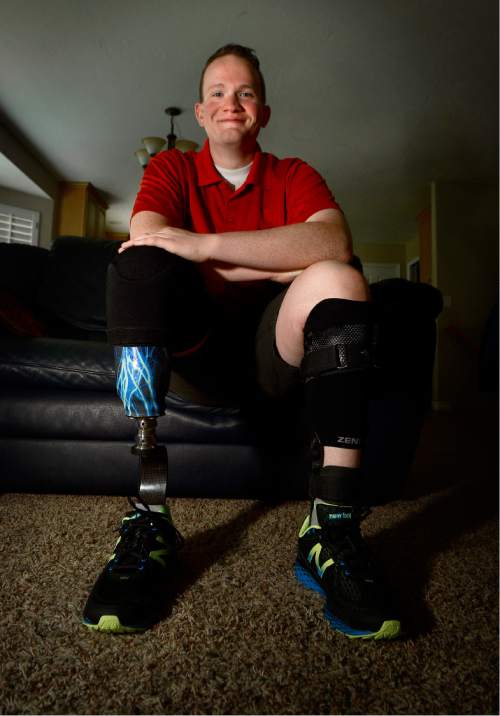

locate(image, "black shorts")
(170, 285), (301, 405)
(107, 249), (301, 405)
(254, 288), (301, 398)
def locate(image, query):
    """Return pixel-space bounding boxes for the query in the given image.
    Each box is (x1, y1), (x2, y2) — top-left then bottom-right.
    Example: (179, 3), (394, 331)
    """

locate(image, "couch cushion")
(0, 336), (116, 391)
(0, 388), (256, 443)
(369, 279), (441, 397)
(0, 335), (256, 404)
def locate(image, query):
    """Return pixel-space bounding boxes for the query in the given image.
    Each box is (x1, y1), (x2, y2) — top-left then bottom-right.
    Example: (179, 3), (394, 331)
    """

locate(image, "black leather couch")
(0, 236), (443, 504)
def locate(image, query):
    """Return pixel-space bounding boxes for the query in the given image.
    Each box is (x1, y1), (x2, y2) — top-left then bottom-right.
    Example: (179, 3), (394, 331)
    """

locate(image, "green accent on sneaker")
(345, 619), (401, 640)
(149, 535), (170, 568)
(307, 543), (334, 578)
(83, 615), (145, 633)
(299, 514), (315, 537)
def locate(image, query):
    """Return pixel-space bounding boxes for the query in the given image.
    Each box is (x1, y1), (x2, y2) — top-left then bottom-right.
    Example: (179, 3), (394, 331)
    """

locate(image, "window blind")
(0, 203), (40, 245)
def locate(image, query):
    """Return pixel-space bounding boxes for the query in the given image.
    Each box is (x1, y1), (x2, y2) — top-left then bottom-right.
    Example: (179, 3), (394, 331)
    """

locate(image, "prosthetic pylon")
(114, 346), (170, 506)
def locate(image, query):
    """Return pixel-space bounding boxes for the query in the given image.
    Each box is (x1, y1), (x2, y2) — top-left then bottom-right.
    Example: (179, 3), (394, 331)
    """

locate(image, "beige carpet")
(0, 401), (498, 715)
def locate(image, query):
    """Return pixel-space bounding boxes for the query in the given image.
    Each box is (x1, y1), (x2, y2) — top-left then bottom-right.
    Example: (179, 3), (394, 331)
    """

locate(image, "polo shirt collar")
(195, 139), (265, 187)
(195, 140), (222, 186)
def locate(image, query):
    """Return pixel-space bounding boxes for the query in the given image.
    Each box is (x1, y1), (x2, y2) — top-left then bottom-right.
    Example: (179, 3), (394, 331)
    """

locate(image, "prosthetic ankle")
(301, 298), (373, 507)
(114, 345), (170, 507)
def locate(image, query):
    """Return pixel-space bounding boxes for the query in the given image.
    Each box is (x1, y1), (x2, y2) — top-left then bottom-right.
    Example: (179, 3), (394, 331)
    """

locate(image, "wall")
(433, 180), (498, 408)
(106, 231), (129, 241)
(405, 234), (419, 270)
(353, 242), (407, 278)
(0, 186), (54, 249)
(0, 120), (59, 246)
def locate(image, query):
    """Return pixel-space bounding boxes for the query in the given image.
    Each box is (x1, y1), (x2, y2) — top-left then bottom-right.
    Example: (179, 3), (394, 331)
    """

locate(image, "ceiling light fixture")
(134, 106), (198, 168)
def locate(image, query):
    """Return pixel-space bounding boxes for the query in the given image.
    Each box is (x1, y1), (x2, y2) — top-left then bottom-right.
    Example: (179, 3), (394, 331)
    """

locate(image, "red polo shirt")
(133, 139), (340, 229)
(132, 140), (341, 301)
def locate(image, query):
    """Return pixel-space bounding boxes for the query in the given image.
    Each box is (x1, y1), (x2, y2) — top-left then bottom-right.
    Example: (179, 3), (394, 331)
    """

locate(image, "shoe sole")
(82, 615), (146, 634)
(294, 560), (401, 640)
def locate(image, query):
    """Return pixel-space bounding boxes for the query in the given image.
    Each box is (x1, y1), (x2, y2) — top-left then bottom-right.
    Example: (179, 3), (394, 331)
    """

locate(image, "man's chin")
(219, 126), (246, 137)
(216, 127), (258, 143)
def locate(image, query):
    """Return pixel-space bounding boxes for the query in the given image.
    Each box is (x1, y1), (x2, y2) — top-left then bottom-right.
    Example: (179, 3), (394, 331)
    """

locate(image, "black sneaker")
(83, 501), (183, 633)
(295, 505), (401, 639)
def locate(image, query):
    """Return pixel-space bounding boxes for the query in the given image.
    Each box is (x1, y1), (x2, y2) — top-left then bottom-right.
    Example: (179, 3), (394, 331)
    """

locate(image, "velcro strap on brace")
(301, 342), (371, 379)
(309, 465), (362, 504)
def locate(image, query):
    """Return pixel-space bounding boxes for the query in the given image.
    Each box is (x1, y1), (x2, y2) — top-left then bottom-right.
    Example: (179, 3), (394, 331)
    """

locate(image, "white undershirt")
(214, 161), (253, 190)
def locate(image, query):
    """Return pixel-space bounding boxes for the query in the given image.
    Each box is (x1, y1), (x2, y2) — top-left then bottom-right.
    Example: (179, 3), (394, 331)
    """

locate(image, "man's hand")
(118, 227), (215, 263)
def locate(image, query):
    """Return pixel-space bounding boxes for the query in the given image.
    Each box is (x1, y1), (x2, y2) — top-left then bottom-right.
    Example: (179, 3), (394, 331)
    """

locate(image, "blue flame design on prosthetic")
(114, 346), (168, 417)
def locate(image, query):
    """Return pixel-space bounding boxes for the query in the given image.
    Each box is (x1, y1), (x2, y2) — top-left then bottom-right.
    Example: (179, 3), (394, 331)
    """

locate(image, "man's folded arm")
(128, 207), (352, 283)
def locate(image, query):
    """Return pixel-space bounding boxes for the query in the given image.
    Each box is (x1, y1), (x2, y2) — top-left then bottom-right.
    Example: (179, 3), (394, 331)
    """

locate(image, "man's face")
(195, 55), (270, 148)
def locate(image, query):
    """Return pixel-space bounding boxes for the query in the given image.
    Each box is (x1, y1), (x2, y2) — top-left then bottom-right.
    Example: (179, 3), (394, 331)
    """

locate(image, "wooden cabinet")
(56, 182), (108, 239)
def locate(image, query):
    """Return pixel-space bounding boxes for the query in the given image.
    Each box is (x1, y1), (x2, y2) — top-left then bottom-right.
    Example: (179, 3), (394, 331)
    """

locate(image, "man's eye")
(240, 91), (254, 98)
(212, 91), (224, 97)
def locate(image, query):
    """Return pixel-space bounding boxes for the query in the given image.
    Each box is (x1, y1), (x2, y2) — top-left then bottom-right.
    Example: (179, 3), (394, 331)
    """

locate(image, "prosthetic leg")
(82, 246), (211, 633)
(107, 245), (209, 508)
(114, 345), (170, 507)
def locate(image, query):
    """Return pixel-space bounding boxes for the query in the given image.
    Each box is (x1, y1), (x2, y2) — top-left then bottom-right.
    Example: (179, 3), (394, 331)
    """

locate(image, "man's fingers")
(131, 232), (157, 241)
(118, 235), (166, 253)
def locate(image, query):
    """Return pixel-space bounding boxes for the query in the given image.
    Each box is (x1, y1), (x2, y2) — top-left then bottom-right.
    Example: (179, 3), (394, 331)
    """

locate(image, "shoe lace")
(324, 508), (375, 579)
(109, 500), (184, 572)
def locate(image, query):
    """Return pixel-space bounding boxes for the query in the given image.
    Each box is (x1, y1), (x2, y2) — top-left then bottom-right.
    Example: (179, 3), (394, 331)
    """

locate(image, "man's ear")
(194, 102), (205, 128)
(261, 105), (271, 128)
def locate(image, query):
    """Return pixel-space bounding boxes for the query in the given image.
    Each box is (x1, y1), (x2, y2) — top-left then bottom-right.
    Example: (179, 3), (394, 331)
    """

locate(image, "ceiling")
(0, 0), (497, 243)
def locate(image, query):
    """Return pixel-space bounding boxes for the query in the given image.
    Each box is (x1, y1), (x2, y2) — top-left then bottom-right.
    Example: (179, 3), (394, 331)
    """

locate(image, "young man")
(83, 44), (401, 640)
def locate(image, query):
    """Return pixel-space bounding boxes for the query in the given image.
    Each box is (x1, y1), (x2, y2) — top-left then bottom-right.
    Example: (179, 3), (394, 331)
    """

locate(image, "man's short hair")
(199, 44), (267, 104)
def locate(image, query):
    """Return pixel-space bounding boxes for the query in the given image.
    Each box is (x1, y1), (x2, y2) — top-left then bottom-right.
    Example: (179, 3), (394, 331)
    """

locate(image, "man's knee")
(298, 260), (369, 300)
(274, 260), (370, 368)
(106, 246), (209, 347)
(109, 246), (192, 283)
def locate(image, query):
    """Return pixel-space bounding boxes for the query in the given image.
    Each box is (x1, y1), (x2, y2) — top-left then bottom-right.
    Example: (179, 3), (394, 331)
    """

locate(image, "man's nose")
(223, 93), (243, 111)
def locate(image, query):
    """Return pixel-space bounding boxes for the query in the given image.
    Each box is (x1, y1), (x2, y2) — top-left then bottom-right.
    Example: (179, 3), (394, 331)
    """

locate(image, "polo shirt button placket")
(225, 197), (235, 228)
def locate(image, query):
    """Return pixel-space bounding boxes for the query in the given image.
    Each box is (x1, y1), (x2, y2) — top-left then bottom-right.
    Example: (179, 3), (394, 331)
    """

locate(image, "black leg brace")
(301, 298), (373, 504)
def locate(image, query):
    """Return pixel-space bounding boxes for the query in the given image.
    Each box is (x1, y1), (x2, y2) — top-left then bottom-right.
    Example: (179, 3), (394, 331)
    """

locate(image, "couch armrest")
(369, 278), (442, 400)
(0, 243), (49, 308)
(370, 278), (443, 320)
(36, 236), (120, 331)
